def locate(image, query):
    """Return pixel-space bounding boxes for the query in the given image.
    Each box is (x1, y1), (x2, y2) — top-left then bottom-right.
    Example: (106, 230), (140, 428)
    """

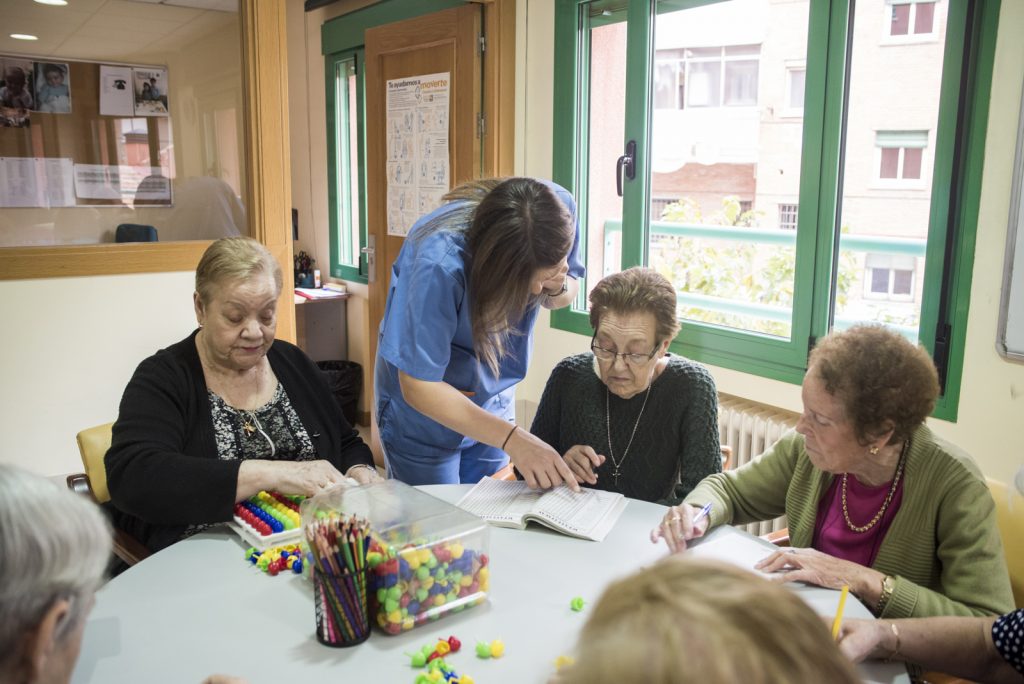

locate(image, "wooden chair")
(988, 476), (1024, 608)
(66, 422), (151, 566)
(761, 527), (790, 546)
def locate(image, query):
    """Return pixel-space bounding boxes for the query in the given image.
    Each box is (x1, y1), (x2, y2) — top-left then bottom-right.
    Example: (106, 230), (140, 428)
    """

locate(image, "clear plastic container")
(300, 480), (490, 635)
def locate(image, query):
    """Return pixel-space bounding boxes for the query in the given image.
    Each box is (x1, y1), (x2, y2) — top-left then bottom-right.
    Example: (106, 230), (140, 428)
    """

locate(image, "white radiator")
(718, 393), (800, 537)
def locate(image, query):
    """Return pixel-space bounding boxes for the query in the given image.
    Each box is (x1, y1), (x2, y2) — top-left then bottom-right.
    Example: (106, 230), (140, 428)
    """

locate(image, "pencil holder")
(313, 565), (370, 647)
(301, 480), (490, 636)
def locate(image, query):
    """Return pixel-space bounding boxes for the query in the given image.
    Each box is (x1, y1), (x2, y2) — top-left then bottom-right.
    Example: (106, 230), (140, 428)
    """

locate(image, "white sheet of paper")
(687, 526), (780, 577)
(99, 65), (134, 116)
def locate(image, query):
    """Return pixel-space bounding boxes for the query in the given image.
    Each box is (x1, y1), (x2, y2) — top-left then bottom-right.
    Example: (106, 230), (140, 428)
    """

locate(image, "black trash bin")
(316, 360), (362, 427)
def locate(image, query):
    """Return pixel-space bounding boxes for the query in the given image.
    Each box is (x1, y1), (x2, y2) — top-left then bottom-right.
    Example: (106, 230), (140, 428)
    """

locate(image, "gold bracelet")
(501, 423), (518, 451)
(883, 622), (901, 663)
(876, 574), (896, 615)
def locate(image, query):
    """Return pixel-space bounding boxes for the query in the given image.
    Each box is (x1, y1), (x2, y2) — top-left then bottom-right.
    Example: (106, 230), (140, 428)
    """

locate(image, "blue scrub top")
(375, 181), (585, 461)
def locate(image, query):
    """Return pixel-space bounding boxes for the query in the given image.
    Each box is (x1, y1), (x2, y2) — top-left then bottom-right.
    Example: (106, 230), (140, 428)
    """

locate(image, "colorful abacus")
(367, 536), (489, 635)
(234, 491), (302, 534)
(232, 491), (305, 550)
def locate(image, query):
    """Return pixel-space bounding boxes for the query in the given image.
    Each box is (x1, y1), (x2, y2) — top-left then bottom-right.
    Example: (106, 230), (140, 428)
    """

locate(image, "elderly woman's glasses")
(590, 336), (659, 366)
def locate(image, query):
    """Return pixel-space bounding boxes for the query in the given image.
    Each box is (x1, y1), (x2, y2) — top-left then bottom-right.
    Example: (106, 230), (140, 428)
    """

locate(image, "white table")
(72, 485), (908, 683)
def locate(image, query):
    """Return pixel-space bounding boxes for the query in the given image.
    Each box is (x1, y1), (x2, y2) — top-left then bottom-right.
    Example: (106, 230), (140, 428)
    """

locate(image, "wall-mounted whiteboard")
(997, 78), (1024, 362)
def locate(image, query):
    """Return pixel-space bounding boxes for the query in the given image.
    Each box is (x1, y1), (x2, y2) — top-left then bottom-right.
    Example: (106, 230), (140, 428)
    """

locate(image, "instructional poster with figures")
(385, 72), (450, 236)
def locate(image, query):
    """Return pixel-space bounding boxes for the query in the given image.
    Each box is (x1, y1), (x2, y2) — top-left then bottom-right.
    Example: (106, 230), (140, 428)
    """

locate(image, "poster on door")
(385, 72), (450, 236)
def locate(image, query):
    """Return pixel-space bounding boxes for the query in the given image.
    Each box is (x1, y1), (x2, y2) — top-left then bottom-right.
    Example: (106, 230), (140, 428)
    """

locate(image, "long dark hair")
(416, 177), (574, 375)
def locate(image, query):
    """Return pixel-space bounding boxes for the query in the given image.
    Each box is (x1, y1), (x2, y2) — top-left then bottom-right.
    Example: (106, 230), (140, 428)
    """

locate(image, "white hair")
(0, 464), (111, 669)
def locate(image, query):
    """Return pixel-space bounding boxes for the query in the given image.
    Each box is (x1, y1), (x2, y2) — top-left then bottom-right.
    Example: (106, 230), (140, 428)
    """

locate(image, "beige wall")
(0, 272), (197, 476)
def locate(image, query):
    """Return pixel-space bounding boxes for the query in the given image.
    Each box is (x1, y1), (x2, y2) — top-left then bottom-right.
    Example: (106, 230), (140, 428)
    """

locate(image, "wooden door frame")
(0, 0), (296, 341)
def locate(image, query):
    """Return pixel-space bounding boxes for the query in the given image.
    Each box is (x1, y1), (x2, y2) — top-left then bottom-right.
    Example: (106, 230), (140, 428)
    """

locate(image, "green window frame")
(552, 0), (1000, 421)
(326, 49), (367, 282)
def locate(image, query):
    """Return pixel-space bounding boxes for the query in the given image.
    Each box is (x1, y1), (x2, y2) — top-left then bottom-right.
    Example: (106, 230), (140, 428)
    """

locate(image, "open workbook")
(456, 477), (627, 542)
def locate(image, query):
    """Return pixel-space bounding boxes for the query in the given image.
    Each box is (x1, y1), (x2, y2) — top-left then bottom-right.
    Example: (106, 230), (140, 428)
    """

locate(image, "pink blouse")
(813, 472), (904, 568)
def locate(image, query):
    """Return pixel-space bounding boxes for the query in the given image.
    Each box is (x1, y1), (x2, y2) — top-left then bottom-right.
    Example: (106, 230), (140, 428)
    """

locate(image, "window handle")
(616, 140), (636, 197)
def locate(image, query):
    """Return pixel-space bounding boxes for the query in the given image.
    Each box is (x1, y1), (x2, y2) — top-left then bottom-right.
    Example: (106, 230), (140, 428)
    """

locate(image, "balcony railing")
(601, 218), (926, 339)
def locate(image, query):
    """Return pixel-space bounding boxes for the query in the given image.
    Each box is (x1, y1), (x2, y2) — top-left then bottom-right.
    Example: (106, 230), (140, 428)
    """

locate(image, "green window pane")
(832, 0), (948, 341)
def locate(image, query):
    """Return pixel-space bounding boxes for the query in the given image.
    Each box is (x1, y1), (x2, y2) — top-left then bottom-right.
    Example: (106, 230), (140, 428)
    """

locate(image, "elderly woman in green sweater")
(530, 267), (721, 503)
(653, 325), (1013, 618)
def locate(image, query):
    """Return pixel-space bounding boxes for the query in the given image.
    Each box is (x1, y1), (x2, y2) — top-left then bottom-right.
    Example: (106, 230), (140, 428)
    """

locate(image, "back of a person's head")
(0, 464), (111, 675)
(559, 557), (861, 684)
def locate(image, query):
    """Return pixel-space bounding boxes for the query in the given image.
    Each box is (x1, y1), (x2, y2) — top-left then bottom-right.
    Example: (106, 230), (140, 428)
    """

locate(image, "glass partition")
(0, 0), (245, 246)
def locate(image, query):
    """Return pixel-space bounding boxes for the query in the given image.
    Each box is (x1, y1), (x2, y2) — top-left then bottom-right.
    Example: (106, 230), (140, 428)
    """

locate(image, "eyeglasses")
(590, 336), (659, 366)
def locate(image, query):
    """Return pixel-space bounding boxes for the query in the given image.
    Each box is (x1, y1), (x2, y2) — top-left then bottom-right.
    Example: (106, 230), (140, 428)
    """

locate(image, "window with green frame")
(326, 49), (367, 282)
(552, 0), (999, 421)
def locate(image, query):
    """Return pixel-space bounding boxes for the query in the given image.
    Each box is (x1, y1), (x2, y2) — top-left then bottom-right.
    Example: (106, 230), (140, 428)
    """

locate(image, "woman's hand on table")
(563, 445), (605, 485)
(345, 463), (383, 485)
(506, 428), (580, 492)
(835, 619), (892, 663)
(755, 547), (882, 597)
(650, 504), (709, 553)
(237, 459), (346, 499)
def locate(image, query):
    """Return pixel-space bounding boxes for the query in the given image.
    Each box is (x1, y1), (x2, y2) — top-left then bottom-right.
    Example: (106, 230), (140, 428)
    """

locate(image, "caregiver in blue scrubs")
(375, 177), (585, 488)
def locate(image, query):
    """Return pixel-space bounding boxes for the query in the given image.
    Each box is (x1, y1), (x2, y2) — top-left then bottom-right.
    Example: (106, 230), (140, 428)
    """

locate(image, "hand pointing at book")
(505, 426), (580, 492)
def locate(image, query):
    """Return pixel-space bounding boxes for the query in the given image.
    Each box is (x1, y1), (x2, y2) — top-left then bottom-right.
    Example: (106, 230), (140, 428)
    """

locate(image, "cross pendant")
(613, 466), (621, 486)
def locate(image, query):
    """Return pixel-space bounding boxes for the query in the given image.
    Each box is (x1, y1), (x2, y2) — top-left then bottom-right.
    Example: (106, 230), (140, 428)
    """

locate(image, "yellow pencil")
(831, 584), (850, 639)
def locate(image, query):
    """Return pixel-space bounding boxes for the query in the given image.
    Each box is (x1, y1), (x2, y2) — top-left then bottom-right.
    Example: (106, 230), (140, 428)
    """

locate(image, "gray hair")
(0, 465), (111, 669)
(195, 237), (283, 305)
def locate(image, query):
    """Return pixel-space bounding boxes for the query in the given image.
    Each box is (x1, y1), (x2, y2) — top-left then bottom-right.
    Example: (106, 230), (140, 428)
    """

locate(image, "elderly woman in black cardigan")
(106, 237), (380, 552)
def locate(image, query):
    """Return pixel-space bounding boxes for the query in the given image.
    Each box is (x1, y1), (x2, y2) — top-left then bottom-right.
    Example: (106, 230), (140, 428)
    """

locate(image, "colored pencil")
(831, 585), (849, 640)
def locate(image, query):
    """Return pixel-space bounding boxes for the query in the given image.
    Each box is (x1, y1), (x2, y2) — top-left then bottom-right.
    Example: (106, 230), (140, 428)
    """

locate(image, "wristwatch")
(876, 574), (896, 615)
(545, 280), (568, 297)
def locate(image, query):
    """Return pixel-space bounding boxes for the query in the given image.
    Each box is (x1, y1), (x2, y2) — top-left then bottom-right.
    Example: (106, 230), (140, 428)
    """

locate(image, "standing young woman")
(375, 177), (585, 488)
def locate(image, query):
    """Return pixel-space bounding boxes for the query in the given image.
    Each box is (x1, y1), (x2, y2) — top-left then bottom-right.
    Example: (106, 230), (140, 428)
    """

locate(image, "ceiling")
(0, 0), (237, 62)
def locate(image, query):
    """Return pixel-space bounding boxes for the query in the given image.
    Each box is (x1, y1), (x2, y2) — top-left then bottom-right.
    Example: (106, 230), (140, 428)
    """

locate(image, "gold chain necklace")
(841, 441), (908, 533)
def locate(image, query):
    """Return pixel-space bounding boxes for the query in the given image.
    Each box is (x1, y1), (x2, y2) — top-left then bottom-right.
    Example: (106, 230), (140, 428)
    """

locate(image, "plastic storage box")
(303, 480), (490, 635)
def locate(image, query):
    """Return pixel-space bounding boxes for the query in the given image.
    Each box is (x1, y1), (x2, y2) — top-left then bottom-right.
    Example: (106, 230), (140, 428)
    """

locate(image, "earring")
(869, 445), (880, 455)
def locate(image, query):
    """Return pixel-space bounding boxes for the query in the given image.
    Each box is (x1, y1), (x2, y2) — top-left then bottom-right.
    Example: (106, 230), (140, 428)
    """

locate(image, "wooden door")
(363, 4), (482, 459)
(365, 4), (482, 333)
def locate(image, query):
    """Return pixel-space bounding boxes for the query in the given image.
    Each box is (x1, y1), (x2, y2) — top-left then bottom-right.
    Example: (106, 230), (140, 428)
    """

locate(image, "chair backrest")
(76, 423), (114, 504)
(988, 477), (1024, 608)
(115, 223), (158, 242)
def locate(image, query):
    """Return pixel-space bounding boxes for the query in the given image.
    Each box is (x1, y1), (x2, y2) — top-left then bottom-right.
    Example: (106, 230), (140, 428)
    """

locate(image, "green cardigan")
(683, 425), (1013, 618)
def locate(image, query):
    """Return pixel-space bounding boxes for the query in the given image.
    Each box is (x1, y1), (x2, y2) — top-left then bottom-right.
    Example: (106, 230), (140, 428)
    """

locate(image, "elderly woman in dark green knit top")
(530, 267), (721, 503)
(653, 325), (1013, 619)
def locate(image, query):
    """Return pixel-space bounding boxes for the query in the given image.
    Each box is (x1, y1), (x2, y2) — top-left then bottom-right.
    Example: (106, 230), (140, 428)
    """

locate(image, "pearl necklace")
(605, 384), (652, 487)
(841, 441), (908, 533)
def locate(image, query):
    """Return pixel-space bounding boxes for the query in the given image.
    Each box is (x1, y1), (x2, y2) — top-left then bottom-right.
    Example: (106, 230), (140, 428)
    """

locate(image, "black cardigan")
(105, 330), (373, 551)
